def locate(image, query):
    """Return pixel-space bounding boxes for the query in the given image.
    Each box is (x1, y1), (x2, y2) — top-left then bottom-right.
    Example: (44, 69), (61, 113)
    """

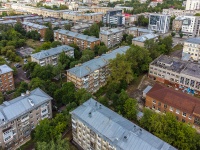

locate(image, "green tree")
(109, 54), (134, 84)
(75, 88), (92, 105)
(0, 92), (4, 104)
(44, 28), (54, 42)
(124, 98), (137, 120)
(51, 41), (61, 48)
(14, 22), (26, 36)
(64, 24), (71, 30)
(14, 82), (29, 97)
(37, 135), (70, 150)
(171, 32), (175, 37)
(179, 32), (183, 38)
(29, 77), (45, 90)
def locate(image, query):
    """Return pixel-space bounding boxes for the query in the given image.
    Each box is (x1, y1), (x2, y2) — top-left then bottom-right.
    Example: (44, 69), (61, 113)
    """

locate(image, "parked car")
(14, 63), (21, 68)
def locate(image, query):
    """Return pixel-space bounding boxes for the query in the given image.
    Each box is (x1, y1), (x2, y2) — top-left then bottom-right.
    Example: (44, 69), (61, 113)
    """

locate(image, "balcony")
(93, 75), (99, 80)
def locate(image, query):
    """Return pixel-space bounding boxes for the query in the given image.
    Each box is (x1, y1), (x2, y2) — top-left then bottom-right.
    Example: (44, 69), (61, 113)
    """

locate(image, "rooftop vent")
(21, 93), (25, 97)
(124, 136), (127, 139)
(88, 112), (92, 118)
(99, 105), (102, 109)
(26, 90), (30, 95)
(28, 98), (34, 106)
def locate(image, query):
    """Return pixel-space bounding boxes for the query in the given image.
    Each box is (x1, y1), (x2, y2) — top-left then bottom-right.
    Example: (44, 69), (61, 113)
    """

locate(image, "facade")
(172, 16), (185, 32)
(102, 10), (125, 26)
(132, 33), (158, 47)
(67, 46), (130, 93)
(22, 22), (48, 38)
(99, 27), (125, 48)
(148, 13), (170, 33)
(126, 27), (153, 37)
(0, 64), (14, 92)
(186, 0), (200, 10)
(182, 37), (200, 61)
(145, 83), (200, 130)
(31, 45), (74, 66)
(148, 55), (200, 95)
(71, 98), (177, 150)
(162, 8), (200, 17)
(54, 29), (100, 50)
(63, 11), (104, 22)
(0, 88), (52, 149)
(181, 15), (200, 37)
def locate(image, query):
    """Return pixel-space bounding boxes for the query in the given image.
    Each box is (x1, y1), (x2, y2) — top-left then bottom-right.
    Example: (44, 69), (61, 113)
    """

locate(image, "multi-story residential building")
(23, 16), (43, 23)
(132, 33), (158, 47)
(102, 9), (125, 26)
(99, 27), (125, 48)
(22, 22), (48, 38)
(172, 16), (185, 32)
(0, 64), (14, 92)
(54, 29), (100, 50)
(2, 14), (33, 22)
(162, 8), (200, 17)
(63, 11), (104, 22)
(148, 13), (170, 33)
(71, 98), (177, 150)
(52, 20), (71, 29)
(126, 27), (153, 37)
(31, 45), (74, 66)
(0, 88), (52, 149)
(149, 55), (200, 95)
(181, 15), (200, 37)
(71, 24), (91, 33)
(78, 6), (118, 14)
(182, 37), (200, 61)
(145, 83), (200, 130)
(67, 46), (130, 93)
(186, 0), (200, 10)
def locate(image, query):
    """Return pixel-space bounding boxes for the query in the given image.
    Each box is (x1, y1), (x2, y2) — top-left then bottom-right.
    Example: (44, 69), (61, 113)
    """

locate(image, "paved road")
(15, 67), (30, 84)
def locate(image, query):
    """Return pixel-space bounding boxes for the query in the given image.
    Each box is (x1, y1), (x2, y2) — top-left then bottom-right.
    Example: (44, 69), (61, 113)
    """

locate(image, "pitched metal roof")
(31, 45), (74, 60)
(185, 37), (200, 44)
(132, 33), (158, 42)
(67, 46), (130, 78)
(22, 21), (48, 30)
(0, 64), (13, 75)
(127, 27), (153, 33)
(71, 98), (177, 150)
(54, 29), (100, 42)
(100, 27), (125, 35)
(0, 88), (52, 127)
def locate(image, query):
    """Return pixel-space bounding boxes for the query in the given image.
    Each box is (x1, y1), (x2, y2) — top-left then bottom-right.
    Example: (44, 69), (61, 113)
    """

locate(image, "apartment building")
(126, 27), (153, 37)
(78, 6), (118, 14)
(132, 33), (158, 47)
(63, 11), (104, 22)
(52, 20), (71, 29)
(172, 16), (185, 32)
(186, 0), (200, 10)
(181, 15), (200, 37)
(67, 46), (130, 93)
(145, 83), (200, 129)
(0, 88), (52, 149)
(71, 24), (91, 33)
(2, 15), (33, 22)
(71, 98), (177, 150)
(102, 9), (125, 26)
(54, 29), (100, 50)
(149, 55), (200, 95)
(162, 8), (200, 17)
(0, 64), (14, 92)
(0, 20), (17, 26)
(31, 45), (74, 66)
(22, 22), (48, 38)
(99, 27), (125, 48)
(148, 13), (170, 33)
(182, 37), (200, 61)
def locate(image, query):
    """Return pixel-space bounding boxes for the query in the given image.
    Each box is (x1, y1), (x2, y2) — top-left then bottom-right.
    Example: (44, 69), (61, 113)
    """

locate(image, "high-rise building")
(148, 13), (170, 33)
(186, 0), (200, 10)
(71, 98), (177, 150)
(102, 10), (125, 26)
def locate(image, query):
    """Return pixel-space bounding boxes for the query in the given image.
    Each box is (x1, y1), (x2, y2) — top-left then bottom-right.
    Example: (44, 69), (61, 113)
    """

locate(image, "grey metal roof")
(185, 37), (200, 44)
(0, 64), (13, 75)
(67, 46), (130, 78)
(132, 33), (158, 42)
(2, 15), (33, 19)
(0, 20), (17, 24)
(143, 85), (152, 95)
(22, 21), (48, 30)
(31, 45), (74, 60)
(55, 29), (100, 42)
(100, 28), (125, 35)
(71, 98), (177, 150)
(127, 27), (153, 33)
(0, 88), (52, 127)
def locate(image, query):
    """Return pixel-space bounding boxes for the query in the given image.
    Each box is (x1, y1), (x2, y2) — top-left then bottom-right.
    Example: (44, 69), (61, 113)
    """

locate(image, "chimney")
(26, 90), (30, 95)
(99, 105), (102, 109)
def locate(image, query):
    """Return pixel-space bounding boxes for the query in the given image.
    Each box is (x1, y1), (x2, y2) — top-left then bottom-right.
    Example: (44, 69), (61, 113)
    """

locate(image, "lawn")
(26, 39), (43, 49)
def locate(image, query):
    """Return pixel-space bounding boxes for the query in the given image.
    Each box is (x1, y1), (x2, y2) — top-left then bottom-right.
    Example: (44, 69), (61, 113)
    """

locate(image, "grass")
(17, 139), (35, 150)
(26, 39), (43, 49)
(127, 74), (144, 93)
(172, 44), (183, 51)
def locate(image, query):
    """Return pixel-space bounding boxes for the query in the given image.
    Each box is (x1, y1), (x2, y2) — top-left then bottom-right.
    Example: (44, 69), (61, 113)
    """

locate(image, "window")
(153, 100), (156, 104)
(182, 112), (186, 117)
(189, 115), (192, 120)
(158, 108), (161, 111)
(194, 118), (200, 125)
(169, 106), (173, 111)
(152, 105), (155, 109)
(176, 116), (179, 120)
(164, 104), (167, 109)
(176, 109), (180, 114)
(158, 102), (161, 106)
(182, 119), (185, 123)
